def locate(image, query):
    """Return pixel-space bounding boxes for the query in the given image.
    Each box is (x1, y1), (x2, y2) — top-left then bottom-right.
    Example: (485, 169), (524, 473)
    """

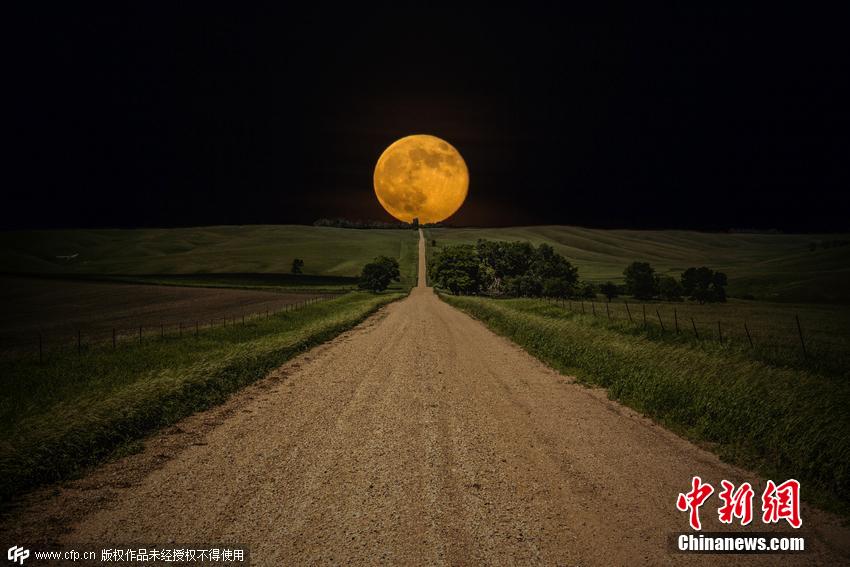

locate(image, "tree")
(475, 240), (578, 297)
(358, 256), (400, 292)
(657, 276), (684, 301)
(291, 258), (304, 275)
(432, 239), (581, 298)
(530, 244), (578, 298)
(313, 218), (411, 229)
(532, 244), (578, 281)
(430, 245), (488, 295)
(503, 274), (543, 297)
(599, 281), (619, 301)
(577, 281), (596, 299)
(542, 277), (573, 298)
(476, 240), (535, 280)
(711, 271), (728, 303)
(411, 217), (419, 229)
(681, 266), (727, 303)
(624, 262), (657, 300)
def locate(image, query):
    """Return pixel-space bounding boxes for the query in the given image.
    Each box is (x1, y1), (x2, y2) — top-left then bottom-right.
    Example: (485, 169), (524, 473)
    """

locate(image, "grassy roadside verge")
(0, 291), (403, 507)
(440, 294), (850, 516)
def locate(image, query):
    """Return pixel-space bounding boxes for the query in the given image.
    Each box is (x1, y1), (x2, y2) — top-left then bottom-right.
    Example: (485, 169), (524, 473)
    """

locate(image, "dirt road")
(5, 231), (848, 565)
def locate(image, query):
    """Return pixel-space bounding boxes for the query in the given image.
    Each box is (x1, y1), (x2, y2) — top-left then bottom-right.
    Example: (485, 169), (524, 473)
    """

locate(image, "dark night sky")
(5, 4), (849, 231)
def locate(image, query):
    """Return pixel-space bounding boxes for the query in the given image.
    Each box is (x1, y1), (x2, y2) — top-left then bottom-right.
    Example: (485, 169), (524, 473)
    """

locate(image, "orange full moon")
(373, 134), (469, 224)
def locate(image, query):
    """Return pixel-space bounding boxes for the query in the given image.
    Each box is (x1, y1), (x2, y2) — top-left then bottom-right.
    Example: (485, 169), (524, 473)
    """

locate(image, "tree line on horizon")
(314, 218), (447, 230)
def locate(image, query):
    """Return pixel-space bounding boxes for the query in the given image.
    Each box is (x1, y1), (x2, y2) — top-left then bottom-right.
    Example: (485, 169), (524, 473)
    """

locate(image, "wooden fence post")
(691, 318), (699, 339)
(795, 315), (807, 359)
(161, 323), (164, 339)
(139, 325), (142, 344)
(112, 328), (116, 348)
(581, 301), (585, 314)
(195, 321), (199, 336)
(591, 301), (596, 316)
(744, 321), (753, 348)
(656, 309), (665, 332)
(642, 304), (647, 329)
(625, 301), (633, 323)
(179, 322), (183, 337)
(606, 302), (611, 320)
(717, 321), (723, 343)
(674, 308), (679, 333)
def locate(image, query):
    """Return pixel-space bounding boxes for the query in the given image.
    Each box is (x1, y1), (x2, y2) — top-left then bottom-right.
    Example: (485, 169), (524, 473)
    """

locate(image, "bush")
(657, 275), (684, 301)
(624, 262), (658, 300)
(291, 258), (304, 274)
(358, 256), (400, 292)
(681, 267), (727, 303)
(503, 274), (543, 297)
(577, 281), (596, 299)
(599, 281), (619, 301)
(543, 277), (573, 298)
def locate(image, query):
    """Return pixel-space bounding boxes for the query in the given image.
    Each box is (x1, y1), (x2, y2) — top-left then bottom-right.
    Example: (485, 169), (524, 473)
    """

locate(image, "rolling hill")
(0, 225), (420, 290)
(2, 224), (848, 302)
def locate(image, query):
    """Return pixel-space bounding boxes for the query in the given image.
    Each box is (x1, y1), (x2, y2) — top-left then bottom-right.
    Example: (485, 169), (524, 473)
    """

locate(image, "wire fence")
(540, 296), (850, 366)
(1, 295), (336, 363)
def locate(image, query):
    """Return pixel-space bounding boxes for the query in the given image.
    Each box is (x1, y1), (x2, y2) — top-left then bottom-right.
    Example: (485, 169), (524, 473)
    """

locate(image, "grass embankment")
(0, 291), (403, 507)
(427, 226), (850, 303)
(545, 297), (850, 379)
(0, 225), (419, 291)
(441, 295), (850, 516)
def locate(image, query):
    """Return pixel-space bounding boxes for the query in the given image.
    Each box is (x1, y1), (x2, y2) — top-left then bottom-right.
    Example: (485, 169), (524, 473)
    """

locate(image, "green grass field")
(0, 291), (403, 506)
(544, 297), (850, 377)
(441, 294), (850, 516)
(426, 226), (850, 303)
(0, 225), (419, 290)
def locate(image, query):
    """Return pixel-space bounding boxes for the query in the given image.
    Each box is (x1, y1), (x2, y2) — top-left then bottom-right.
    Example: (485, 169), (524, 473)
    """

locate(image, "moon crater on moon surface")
(373, 134), (469, 224)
